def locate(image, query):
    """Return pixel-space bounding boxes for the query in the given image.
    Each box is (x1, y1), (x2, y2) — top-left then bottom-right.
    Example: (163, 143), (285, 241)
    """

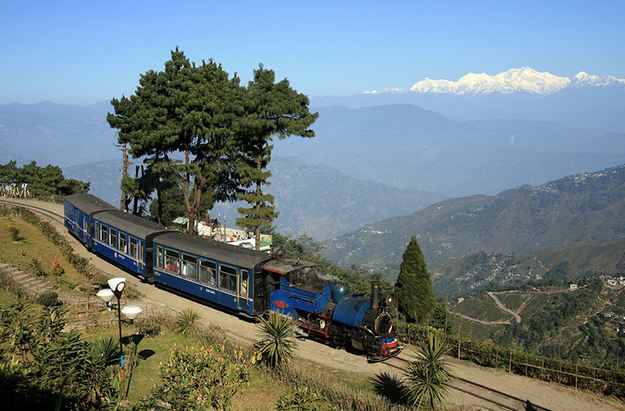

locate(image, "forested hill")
(432, 239), (625, 298)
(324, 164), (625, 279)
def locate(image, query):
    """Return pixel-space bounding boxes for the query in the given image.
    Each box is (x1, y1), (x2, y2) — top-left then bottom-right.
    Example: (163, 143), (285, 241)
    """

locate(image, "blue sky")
(1, 0), (624, 104)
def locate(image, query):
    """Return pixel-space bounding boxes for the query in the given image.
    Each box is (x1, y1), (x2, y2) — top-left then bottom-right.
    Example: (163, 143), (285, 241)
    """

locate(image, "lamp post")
(107, 277), (127, 367)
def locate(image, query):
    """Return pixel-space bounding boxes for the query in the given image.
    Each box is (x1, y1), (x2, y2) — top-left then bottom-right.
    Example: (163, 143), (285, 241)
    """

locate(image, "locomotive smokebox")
(371, 281), (380, 309)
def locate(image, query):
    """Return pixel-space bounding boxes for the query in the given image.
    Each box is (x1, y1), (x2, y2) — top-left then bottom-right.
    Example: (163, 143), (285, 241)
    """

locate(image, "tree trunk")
(254, 156), (262, 251)
(182, 144), (194, 234)
(120, 144), (130, 212)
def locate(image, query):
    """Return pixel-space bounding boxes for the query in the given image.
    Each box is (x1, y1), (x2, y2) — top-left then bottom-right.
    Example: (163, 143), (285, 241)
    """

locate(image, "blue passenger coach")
(64, 194), (117, 247)
(152, 231), (271, 316)
(92, 210), (168, 277)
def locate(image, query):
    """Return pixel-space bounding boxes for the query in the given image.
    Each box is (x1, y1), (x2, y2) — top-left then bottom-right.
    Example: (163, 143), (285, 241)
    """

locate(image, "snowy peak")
(410, 67), (571, 95)
(572, 71), (625, 87)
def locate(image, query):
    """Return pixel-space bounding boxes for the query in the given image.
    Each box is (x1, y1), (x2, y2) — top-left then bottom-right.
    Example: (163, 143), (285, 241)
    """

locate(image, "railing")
(397, 323), (625, 398)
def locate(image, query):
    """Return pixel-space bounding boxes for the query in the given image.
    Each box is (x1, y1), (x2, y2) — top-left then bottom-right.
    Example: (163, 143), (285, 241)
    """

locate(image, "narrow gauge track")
(384, 355), (552, 411)
(1, 198), (567, 411)
(0, 198), (65, 224)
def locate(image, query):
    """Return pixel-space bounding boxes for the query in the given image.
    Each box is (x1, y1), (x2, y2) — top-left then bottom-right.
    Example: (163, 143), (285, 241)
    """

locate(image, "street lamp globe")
(121, 305), (143, 322)
(107, 277), (126, 295)
(96, 288), (114, 303)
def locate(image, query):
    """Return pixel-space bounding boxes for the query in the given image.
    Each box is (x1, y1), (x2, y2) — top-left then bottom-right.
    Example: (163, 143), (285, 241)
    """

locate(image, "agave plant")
(404, 332), (452, 410)
(175, 308), (200, 336)
(255, 312), (298, 368)
(92, 336), (121, 365)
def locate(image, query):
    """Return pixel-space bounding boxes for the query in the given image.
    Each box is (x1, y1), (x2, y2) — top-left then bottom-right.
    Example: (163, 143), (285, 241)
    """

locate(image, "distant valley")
(325, 165), (625, 281)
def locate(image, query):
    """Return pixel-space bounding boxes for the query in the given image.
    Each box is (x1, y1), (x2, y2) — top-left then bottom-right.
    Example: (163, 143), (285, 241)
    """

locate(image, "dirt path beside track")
(5, 198), (624, 411)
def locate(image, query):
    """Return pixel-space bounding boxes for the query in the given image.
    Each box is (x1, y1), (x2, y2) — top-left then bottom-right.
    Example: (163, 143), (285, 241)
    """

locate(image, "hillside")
(325, 164), (625, 278)
(432, 239), (625, 298)
(450, 278), (625, 363)
(64, 156), (443, 240)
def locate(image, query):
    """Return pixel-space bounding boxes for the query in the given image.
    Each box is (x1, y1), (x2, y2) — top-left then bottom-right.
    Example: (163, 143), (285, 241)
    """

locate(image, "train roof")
(154, 231), (272, 270)
(64, 193), (117, 215)
(95, 210), (169, 239)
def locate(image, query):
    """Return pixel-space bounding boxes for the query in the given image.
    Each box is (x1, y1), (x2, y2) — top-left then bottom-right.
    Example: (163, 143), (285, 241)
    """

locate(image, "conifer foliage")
(108, 50), (317, 238)
(395, 236), (436, 323)
(236, 65), (318, 249)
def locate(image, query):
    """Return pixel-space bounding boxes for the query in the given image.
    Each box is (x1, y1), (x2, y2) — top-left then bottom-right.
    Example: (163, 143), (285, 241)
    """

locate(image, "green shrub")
(254, 312), (298, 368)
(138, 314), (164, 338)
(144, 346), (249, 410)
(174, 309), (200, 336)
(91, 336), (121, 366)
(36, 291), (61, 307)
(404, 332), (452, 410)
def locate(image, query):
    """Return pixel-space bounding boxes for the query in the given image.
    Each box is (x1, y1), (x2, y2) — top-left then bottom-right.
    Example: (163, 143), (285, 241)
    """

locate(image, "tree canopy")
(0, 160), (89, 197)
(108, 49), (317, 240)
(395, 236), (436, 323)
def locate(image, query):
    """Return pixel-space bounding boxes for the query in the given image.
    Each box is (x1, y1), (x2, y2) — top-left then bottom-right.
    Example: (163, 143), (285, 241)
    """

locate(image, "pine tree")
(395, 236), (435, 323)
(236, 65), (317, 249)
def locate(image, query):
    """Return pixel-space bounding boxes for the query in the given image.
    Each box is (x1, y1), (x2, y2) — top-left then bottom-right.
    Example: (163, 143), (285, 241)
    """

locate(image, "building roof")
(154, 231), (271, 270)
(95, 210), (169, 239)
(64, 193), (117, 215)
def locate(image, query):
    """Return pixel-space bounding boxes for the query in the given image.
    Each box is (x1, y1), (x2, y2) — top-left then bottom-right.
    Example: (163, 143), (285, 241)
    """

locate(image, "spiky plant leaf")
(255, 312), (298, 368)
(404, 332), (452, 410)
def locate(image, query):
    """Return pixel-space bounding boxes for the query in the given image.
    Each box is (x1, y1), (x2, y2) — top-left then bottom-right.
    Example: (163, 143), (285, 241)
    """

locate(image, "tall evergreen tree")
(108, 49), (243, 232)
(236, 65), (318, 249)
(395, 236), (436, 323)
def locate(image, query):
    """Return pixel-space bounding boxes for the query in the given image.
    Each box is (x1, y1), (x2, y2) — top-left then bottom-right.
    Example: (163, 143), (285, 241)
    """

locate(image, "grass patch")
(0, 215), (89, 290)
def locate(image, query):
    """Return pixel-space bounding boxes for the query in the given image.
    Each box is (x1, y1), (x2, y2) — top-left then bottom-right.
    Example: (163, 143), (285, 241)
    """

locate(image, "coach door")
(237, 269), (250, 312)
(253, 272), (267, 314)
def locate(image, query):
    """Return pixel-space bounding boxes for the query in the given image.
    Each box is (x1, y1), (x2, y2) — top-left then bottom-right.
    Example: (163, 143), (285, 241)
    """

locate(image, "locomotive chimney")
(371, 281), (380, 309)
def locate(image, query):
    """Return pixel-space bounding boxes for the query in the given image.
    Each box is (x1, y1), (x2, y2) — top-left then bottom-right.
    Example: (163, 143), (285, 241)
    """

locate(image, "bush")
(174, 309), (200, 336)
(254, 312), (298, 368)
(144, 346), (248, 410)
(30, 258), (46, 277)
(91, 337), (121, 366)
(36, 291), (61, 307)
(137, 314), (165, 338)
(9, 226), (23, 242)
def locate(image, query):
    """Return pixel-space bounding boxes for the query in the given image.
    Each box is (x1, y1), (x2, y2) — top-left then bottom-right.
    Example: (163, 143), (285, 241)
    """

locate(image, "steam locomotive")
(64, 193), (402, 361)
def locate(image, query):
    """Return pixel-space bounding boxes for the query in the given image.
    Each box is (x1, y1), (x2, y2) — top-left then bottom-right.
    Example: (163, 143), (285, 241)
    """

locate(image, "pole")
(117, 294), (123, 367)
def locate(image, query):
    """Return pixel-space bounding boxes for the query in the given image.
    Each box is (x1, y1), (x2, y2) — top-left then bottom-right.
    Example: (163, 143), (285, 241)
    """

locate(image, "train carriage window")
(164, 249), (180, 274)
(199, 260), (217, 287)
(95, 222), (100, 240)
(138, 241), (143, 263)
(100, 224), (108, 244)
(129, 237), (138, 260)
(110, 229), (118, 249)
(240, 270), (249, 299)
(182, 254), (198, 281)
(156, 246), (164, 269)
(119, 233), (128, 254)
(219, 265), (238, 294)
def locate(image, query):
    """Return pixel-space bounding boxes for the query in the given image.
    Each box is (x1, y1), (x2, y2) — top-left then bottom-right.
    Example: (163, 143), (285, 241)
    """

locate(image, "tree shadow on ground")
(370, 372), (408, 405)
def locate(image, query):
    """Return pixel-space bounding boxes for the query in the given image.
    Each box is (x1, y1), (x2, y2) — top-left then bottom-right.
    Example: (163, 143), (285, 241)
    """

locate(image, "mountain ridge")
(324, 164), (625, 279)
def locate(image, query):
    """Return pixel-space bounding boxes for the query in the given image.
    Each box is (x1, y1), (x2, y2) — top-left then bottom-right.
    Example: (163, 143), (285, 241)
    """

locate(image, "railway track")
(384, 354), (551, 411)
(0, 198), (65, 224)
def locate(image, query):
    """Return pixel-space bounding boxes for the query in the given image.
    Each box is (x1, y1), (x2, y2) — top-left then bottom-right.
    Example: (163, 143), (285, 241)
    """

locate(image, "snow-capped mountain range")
(365, 67), (625, 96)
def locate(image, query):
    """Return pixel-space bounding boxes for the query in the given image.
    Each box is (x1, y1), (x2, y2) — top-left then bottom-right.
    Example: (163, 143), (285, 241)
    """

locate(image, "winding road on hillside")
(488, 292), (522, 323)
(2, 197), (624, 411)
